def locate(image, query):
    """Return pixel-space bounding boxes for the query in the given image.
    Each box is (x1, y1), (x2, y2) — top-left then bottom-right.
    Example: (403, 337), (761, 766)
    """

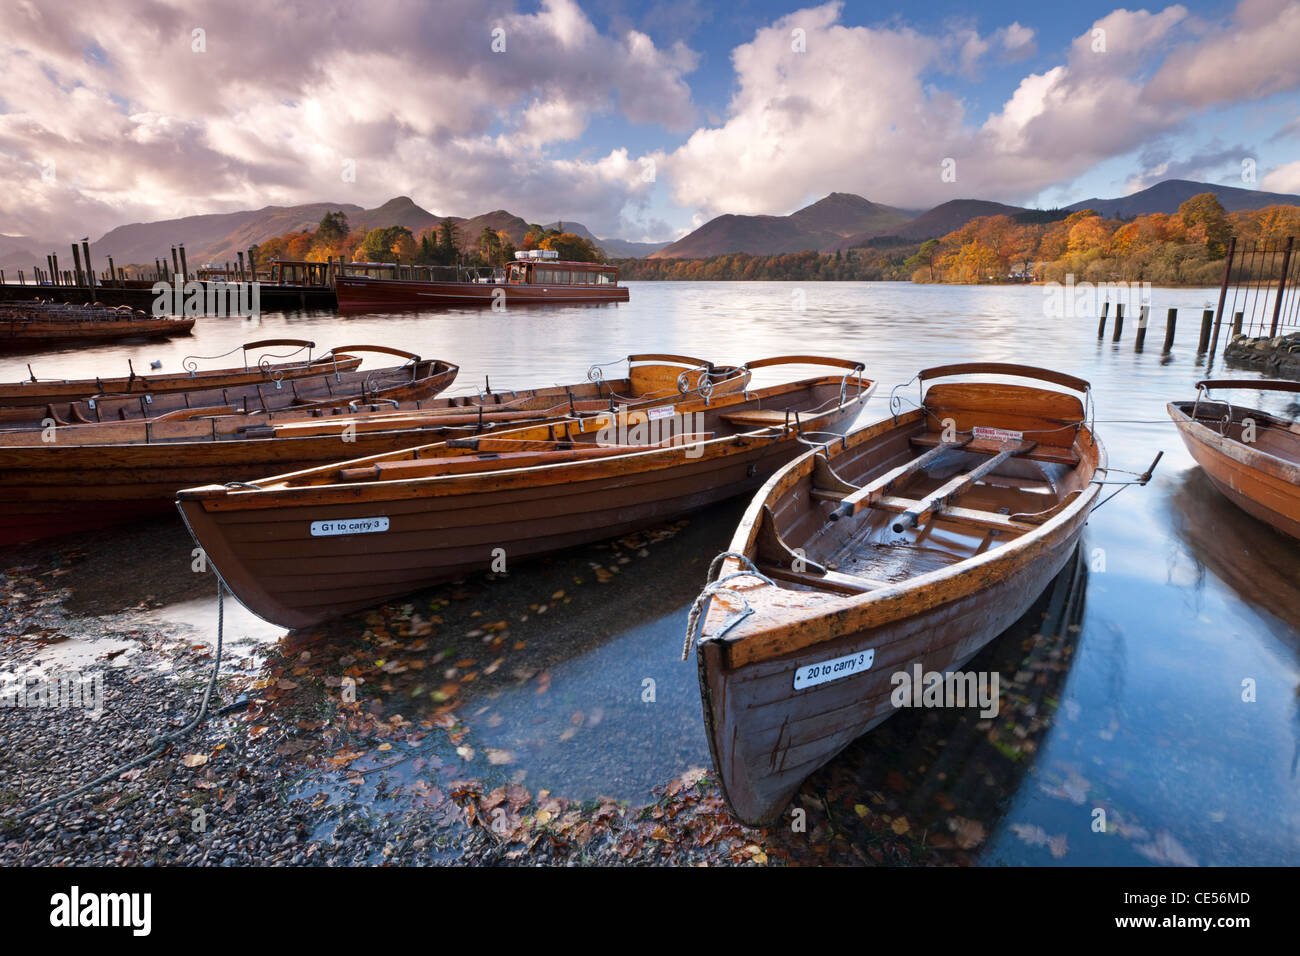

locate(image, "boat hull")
(698, 506), (1088, 826)
(696, 376), (1104, 825)
(0, 316), (195, 352)
(335, 276), (629, 309)
(1168, 400), (1300, 539)
(177, 375), (872, 628)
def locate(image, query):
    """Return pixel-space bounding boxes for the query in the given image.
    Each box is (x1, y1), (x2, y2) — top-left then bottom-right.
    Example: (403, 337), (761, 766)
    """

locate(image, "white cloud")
(0, 0), (696, 238)
(1262, 159), (1300, 194)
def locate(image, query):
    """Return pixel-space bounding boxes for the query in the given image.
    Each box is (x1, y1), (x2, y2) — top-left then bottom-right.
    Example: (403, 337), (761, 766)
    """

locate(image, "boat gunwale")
(177, 374), (877, 510)
(1167, 399), (1300, 484)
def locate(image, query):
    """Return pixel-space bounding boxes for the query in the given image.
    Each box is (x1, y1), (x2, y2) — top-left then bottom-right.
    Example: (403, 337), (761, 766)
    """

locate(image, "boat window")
(555, 270), (570, 284)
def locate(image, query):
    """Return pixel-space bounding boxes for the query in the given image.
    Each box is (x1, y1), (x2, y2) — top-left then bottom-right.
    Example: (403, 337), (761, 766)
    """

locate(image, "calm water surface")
(4, 281), (1297, 865)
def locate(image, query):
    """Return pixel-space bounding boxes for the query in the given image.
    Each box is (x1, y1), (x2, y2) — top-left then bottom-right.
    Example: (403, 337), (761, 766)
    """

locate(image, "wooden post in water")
(1198, 309), (1213, 352)
(1270, 236), (1293, 338)
(107, 257), (116, 287)
(170, 247), (180, 280)
(237, 251), (245, 281)
(18, 270), (23, 285)
(1208, 236), (1236, 363)
(247, 247), (258, 282)
(1097, 301), (1110, 338)
(1232, 311), (1244, 337)
(1162, 308), (1177, 353)
(81, 241), (94, 295)
(70, 244), (83, 289)
(1112, 303), (1125, 342)
(1134, 305), (1149, 351)
(178, 245), (189, 284)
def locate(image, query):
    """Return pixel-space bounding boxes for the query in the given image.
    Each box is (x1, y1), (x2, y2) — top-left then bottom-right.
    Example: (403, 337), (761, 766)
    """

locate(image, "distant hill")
(0, 199), (661, 272)
(544, 220), (669, 258)
(1066, 179), (1300, 219)
(650, 192), (914, 259)
(827, 199), (1029, 251)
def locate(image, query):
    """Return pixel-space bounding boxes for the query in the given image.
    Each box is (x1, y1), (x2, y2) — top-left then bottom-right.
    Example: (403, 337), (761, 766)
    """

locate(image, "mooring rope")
(7, 579), (228, 823)
(681, 551), (774, 661)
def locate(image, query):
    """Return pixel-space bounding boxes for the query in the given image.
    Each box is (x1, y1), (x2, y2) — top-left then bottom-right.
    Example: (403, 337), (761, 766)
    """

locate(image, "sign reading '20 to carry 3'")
(793, 649), (875, 689)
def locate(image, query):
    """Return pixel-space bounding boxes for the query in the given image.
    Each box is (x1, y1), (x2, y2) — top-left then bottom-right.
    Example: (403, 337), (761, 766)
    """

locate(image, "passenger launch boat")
(177, 356), (872, 628)
(0, 355), (744, 546)
(1168, 378), (1300, 539)
(688, 364), (1146, 826)
(334, 251), (629, 309)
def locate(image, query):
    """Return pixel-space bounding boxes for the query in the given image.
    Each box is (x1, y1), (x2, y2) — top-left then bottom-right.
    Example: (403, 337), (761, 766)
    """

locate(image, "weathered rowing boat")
(0, 339), (360, 409)
(0, 355), (745, 546)
(1, 346), (456, 428)
(177, 357), (872, 628)
(0, 301), (195, 351)
(688, 363), (1137, 826)
(1168, 379), (1300, 539)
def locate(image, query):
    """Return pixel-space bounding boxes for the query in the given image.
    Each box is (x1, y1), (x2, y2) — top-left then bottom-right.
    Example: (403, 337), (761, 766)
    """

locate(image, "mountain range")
(0, 198), (670, 271)
(2, 178), (1297, 272)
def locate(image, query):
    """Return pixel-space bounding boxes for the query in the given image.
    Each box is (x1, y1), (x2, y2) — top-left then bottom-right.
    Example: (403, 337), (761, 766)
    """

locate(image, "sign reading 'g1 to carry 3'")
(310, 516), (390, 537)
(793, 649), (875, 689)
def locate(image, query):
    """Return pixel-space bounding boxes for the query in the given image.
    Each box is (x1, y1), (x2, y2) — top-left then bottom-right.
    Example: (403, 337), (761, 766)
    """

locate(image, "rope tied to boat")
(681, 551), (775, 661)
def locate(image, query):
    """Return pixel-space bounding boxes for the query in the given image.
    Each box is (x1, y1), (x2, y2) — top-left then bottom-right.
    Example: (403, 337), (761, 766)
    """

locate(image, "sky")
(0, 0), (1297, 243)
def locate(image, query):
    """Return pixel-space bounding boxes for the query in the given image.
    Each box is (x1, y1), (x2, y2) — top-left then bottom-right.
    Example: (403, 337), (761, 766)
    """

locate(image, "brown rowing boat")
(176, 356), (873, 628)
(0, 339), (360, 409)
(0, 301), (195, 351)
(1167, 379), (1300, 539)
(0, 355), (746, 546)
(688, 363), (1142, 826)
(1, 346), (456, 429)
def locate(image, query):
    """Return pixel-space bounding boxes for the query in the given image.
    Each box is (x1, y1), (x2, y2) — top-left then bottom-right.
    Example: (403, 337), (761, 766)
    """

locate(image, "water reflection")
(5, 282), (1300, 863)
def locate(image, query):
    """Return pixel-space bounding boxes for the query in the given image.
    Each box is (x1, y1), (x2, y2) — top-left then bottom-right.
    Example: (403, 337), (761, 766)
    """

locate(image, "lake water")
(4, 280), (1298, 865)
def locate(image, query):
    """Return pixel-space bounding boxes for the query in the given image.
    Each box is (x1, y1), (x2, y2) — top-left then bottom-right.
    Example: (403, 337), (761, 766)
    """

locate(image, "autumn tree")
(1179, 193), (1231, 258)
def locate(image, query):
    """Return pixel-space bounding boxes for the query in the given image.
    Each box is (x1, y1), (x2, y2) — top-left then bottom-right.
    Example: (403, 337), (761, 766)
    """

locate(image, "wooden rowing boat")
(0, 339), (360, 409)
(0, 355), (746, 546)
(1167, 379), (1300, 539)
(0, 346), (456, 429)
(176, 357), (873, 628)
(0, 302), (195, 351)
(689, 363), (1117, 826)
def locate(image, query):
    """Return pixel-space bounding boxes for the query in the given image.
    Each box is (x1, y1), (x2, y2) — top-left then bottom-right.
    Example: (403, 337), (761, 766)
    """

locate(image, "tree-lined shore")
(618, 194), (1299, 286)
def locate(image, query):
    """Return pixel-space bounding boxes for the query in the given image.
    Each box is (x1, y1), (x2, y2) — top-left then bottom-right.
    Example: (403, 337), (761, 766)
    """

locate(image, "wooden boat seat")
(911, 433), (1079, 466)
(871, 496), (1035, 534)
(719, 409), (793, 428)
(757, 563), (893, 594)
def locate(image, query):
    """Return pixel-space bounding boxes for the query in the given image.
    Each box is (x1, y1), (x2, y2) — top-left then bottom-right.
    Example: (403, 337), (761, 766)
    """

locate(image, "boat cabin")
(505, 257), (619, 286)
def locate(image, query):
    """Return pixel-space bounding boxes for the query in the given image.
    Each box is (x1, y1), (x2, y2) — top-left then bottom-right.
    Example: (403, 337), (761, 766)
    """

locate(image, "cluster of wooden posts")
(0, 242), (270, 290)
(1097, 234), (1299, 361)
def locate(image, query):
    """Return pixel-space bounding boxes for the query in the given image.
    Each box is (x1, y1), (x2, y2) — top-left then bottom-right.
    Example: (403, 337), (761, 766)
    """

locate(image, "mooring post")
(1162, 308), (1177, 353)
(1208, 236), (1236, 363)
(1097, 301), (1110, 338)
(1134, 305), (1150, 351)
(1112, 303), (1125, 342)
(247, 247), (258, 281)
(1232, 311), (1244, 337)
(179, 244), (189, 284)
(70, 244), (83, 289)
(1270, 236), (1293, 338)
(81, 240), (94, 294)
(237, 251), (245, 281)
(107, 256), (116, 287)
(1197, 309), (1213, 352)
(171, 246), (180, 280)
(18, 270), (23, 285)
